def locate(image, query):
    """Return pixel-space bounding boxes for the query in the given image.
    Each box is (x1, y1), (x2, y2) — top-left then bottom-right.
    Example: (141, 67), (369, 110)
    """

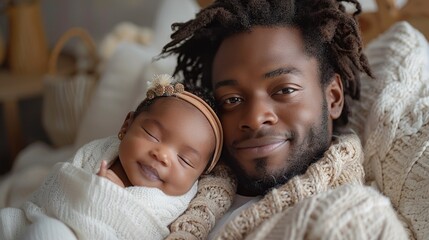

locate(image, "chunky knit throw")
(348, 22), (429, 240)
(246, 184), (408, 240)
(216, 132), (364, 239)
(167, 132), (366, 239)
(167, 164), (237, 240)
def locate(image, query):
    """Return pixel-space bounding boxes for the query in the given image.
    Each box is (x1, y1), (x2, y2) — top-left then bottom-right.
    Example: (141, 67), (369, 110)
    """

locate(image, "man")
(162, 0), (408, 239)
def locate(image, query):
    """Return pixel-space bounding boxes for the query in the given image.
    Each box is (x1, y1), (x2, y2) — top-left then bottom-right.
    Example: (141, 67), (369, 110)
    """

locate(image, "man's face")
(212, 26), (341, 196)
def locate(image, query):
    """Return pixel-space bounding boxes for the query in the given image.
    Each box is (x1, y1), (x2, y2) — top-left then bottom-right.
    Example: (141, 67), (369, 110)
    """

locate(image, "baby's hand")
(97, 160), (125, 188)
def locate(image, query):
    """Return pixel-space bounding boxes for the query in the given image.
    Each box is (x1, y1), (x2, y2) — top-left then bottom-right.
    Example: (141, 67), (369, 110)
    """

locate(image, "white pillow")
(130, 55), (178, 110)
(74, 42), (158, 149)
(151, 0), (199, 50)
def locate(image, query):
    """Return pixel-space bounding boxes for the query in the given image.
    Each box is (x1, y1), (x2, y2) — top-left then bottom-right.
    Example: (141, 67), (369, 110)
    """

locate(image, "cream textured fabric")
(0, 136), (197, 240)
(214, 132), (365, 239)
(168, 132), (368, 239)
(166, 164), (237, 240)
(348, 21), (429, 240)
(246, 184), (407, 240)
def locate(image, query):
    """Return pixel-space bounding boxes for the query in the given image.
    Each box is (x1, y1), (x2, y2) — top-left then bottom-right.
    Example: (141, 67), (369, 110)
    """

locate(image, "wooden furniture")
(7, 2), (49, 74)
(196, 0), (213, 8)
(0, 72), (44, 163)
(359, 0), (429, 43)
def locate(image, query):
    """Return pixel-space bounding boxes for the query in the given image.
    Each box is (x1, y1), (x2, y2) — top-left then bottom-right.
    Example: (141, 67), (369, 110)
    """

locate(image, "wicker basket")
(42, 27), (99, 147)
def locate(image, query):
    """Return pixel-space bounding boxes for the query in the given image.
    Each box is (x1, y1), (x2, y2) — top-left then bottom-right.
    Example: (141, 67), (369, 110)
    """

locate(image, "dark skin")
(97, 97), (215, 196)
(212, 26), (344, 196)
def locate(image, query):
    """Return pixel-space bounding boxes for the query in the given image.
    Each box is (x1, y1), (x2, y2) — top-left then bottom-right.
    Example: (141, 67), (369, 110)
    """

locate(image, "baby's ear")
(326, 74), (344, 120)
(120, 111), (135, 133)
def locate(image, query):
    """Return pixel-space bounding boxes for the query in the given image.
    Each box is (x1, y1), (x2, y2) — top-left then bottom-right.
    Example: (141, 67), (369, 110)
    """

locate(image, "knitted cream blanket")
(167, 132), (365, 239)
(167, 164), (237, 240)
(0, 136), (197, 240)
(348, 22), (429, 240)
(246, 184), (407, 240)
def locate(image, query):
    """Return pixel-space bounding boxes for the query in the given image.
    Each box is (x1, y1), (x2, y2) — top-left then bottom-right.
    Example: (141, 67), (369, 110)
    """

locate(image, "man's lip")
(233, 137), (288, 157)
(138, 162), (161, 181)
(234, 137), (287, 149)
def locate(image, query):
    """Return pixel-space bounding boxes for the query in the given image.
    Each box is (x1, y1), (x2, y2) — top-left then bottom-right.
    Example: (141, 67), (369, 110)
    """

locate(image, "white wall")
(359, 0), (407, 12)
(0, 0), (408, 54)
(0, 0), (162, 49)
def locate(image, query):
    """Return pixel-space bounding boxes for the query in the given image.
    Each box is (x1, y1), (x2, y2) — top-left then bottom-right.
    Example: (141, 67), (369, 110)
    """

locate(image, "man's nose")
(239, 97), (278, 131)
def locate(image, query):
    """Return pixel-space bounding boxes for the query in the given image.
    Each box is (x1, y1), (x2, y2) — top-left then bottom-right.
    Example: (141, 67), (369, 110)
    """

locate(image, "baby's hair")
(160, 0), (373, 128)
(132, 84), (221, 173)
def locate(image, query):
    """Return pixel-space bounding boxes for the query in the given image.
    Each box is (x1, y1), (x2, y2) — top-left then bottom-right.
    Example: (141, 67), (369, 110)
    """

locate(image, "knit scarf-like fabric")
(215, 132), (364, 240)
(167, 164), (237, 240)
(246, 184), (408, 240)
(167, 132), (364, 240)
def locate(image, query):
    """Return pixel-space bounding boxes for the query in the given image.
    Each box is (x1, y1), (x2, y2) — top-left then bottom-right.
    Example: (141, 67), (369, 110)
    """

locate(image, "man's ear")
(119, 111), (135, 134)
(325, 74), (344, 120)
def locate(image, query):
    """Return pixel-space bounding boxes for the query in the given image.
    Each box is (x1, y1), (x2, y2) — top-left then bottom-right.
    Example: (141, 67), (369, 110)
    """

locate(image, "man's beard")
(226, 100), (330, 196)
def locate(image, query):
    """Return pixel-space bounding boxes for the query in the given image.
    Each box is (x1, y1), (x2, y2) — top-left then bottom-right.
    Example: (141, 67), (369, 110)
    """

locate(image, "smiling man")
(161, 0), (408, 239)
(211, 26), (334, 196)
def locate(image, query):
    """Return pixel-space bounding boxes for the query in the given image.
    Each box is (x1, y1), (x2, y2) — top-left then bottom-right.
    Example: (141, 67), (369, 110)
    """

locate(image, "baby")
(0, 74), (223, 240)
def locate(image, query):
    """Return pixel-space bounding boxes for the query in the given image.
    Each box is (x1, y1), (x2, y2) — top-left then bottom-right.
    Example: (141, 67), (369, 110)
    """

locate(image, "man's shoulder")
(247, 184), (407, 240)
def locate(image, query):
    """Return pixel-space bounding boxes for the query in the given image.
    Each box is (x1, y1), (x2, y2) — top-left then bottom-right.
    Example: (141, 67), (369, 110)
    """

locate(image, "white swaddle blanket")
(0, 136), (198, 240)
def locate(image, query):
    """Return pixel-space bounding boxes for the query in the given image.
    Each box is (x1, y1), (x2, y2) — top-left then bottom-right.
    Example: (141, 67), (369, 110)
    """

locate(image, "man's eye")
(224, 97), (242, 105)
(221, 97), (243, 105)
(217, 96), (243, 110)
(143, 128), (159, 142)
(275, 87), (295, 95)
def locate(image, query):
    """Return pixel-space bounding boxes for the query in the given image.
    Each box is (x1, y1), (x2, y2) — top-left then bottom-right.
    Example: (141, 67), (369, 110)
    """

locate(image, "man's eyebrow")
(264, 67), (300, 79)
(214, 79), (237, 90)
(214, 67), (299, 89)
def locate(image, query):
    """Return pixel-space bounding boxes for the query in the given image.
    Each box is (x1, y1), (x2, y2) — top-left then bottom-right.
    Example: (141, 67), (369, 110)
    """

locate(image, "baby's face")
(119, 97), (215, 196)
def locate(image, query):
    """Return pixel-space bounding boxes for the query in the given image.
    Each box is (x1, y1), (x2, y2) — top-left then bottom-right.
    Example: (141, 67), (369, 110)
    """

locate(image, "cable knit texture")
(166, 164), (237, 240)
(215, 132), (365, 239)
(348, 21), (429, 240)
(0, 136), (197, 240)
(168, 132), (366, 239)
(246, 184), (408, 240)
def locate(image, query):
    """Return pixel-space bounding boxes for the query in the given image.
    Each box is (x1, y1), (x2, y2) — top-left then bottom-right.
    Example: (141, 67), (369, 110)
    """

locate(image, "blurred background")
(0, 0), (174, 175)
(0, 0), (411, 176)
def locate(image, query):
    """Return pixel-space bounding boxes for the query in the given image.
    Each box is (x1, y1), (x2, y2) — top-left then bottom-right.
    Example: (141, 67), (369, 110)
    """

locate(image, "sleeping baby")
(0, 74), (230, 240)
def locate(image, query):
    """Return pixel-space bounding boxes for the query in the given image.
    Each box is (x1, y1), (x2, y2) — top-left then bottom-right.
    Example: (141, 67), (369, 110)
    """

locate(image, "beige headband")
(175, 91), (223, 173)
(145, 74), (223, 173)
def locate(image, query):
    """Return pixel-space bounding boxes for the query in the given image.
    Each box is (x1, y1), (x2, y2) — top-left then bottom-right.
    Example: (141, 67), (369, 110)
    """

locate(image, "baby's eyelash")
(179, 156), (193, 168)
(143, 128), (159, 141)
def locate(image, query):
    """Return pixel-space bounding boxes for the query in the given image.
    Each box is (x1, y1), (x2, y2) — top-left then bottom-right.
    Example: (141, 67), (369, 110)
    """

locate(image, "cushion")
(348, 21), (429, 239)
(74, 42), (178, 149)
(130, 56), (178, 110)
(74, 0), (199, 149)
(74, 42), (159, 149)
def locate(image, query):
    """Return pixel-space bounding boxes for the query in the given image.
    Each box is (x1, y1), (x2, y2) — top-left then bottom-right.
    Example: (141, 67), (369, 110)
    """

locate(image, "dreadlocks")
(160, 0), (372, 127)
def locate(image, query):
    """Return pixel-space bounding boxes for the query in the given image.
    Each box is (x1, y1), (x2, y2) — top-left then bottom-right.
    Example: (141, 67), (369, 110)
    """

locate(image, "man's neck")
(236, 186), (263, 197)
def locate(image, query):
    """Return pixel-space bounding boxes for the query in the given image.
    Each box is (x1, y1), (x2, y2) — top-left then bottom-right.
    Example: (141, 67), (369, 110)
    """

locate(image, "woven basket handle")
(48, 27), (98, 76)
